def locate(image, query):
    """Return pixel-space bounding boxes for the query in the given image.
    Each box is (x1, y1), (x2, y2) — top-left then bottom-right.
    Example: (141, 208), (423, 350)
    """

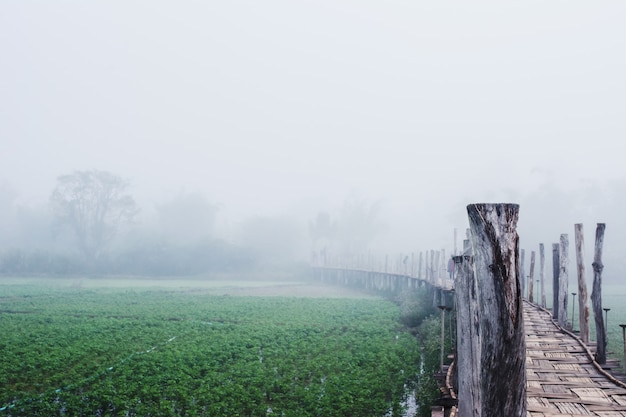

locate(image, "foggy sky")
(2, 2), (625, 260)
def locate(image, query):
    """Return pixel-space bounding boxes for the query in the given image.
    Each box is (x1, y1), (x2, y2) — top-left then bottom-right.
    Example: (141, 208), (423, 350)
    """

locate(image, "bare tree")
(50, 170), (138, 260)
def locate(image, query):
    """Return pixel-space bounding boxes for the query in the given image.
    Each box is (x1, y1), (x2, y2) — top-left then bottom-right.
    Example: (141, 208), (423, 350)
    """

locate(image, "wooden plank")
(571, 387), (612, 404)
(554, 401), (589, 414)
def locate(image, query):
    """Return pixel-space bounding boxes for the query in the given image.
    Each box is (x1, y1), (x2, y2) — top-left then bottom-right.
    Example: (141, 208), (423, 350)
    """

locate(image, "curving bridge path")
(311, 266), (626, 415)
(524, 300), (626, 417)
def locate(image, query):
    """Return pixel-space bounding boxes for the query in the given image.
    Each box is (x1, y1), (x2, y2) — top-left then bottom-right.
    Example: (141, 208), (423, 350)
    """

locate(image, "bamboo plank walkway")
(525, 300), (626, 416)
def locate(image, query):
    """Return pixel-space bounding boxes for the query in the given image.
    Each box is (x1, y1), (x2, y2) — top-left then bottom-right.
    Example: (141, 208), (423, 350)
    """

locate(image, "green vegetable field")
(0, 280), (421, 416)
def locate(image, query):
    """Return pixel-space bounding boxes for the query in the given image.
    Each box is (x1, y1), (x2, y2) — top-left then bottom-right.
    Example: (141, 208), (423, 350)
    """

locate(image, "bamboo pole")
(467, 203), (526, 417)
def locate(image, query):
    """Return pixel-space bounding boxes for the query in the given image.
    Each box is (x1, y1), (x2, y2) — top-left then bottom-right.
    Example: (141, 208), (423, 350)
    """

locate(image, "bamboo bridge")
(524, 300), (626, 417)
(312, 203), (620, 417)
(312, 266), (626, 417)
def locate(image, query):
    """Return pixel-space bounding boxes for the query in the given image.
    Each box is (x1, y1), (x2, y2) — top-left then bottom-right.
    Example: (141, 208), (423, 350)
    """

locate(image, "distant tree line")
(0, 239), (256, 276)
(1, 170), (394, 277)
(0, 169), (299, 276)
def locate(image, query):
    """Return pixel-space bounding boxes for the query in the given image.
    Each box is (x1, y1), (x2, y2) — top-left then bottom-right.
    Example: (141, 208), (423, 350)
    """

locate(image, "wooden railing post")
(592, 223), (607, 364)
(463, 238), (471, 255)
(552, 243), (560, 320)
(529, 251), (536, 303)
(454, 254), (480, 417)
(467, 203), (526, 417)
(539, 243), (546, 308)
(558, 234), (569, 328)
(433, 250), (441, 286)
(430, 250), (435, 284)
(418, 252), (424, 280)
(521, 249), (526, 298)
(575, 224), (590, 343)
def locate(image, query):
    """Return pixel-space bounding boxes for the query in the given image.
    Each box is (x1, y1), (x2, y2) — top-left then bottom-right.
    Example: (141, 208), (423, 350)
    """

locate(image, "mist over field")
(1, 2), (625, 280)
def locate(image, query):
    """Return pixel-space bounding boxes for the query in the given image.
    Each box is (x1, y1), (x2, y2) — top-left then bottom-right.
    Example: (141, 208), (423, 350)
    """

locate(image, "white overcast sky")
(1, 1), (625, 252)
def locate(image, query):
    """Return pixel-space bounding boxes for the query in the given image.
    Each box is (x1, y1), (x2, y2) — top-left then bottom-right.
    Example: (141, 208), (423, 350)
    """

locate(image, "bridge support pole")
(537, 243), (546, 308)
(529, 251), (536, 303)
(592, 223), (607, 364)
(575, 224), (590, 343)
(467, 203), (526, 417)
(558, 234), (570, 328)
(552, 243), (560, 320)
(454, 253), (479, 416)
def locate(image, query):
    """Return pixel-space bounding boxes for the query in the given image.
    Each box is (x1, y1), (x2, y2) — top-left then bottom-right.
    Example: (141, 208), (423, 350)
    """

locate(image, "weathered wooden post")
(558, 234), (569, 328)
(418, 252), (424, 280)
(552, 243), (560, 320)
(574, 224), (590, 343)
(447, 304), (454, 349)
(467, 203), (526, 417)
(438, 303), (447, 372)
(385, 255), (389, 274)
(539, 243), (546, 308)
(454, 253), (480, 417)
(430, 250), (435, 283)
(620, 324), (626, 374)
(440, 249), (446, 282)
(520, 249), (526, 298)
(529, 251), (536, 303)
(571, 292), (577, 330)
(463, 238), (471, 255)
(591, 223), (607, 364)
(434, 250), (441, 285)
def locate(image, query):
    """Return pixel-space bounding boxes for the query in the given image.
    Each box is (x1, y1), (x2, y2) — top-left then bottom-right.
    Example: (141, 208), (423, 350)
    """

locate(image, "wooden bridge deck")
(524, 300), (626, 416)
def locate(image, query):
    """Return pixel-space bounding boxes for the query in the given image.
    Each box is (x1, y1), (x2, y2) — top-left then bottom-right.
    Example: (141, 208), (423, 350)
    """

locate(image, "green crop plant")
(0, 284), (424, 416)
